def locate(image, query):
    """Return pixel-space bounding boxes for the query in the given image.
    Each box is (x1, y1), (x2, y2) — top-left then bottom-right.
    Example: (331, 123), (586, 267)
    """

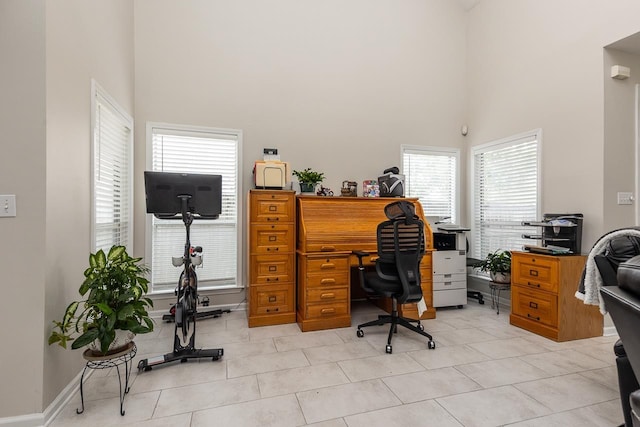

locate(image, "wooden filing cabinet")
(297, 253), (351, 331)
(510, 251), (603, 341)
(247, 190), (296, 327)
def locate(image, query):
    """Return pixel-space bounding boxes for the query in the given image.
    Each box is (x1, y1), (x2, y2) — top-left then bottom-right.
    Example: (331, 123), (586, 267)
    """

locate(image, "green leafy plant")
(48, 245), (154, 355)
(292, 168), (325, 185)
(475, 249), (511, 274)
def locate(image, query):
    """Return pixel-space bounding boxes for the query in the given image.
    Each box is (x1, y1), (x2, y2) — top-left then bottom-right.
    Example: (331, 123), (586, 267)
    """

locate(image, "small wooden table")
(78, 341), (137, 416)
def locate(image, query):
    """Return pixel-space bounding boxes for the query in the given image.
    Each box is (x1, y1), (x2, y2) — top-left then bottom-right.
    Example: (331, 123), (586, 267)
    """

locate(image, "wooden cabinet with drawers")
(247, 190), (296, 327)
(510, 251), (602, 341)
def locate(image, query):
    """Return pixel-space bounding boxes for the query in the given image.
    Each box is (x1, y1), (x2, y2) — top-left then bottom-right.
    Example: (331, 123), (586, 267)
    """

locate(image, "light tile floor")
(49, 301), (623, 427)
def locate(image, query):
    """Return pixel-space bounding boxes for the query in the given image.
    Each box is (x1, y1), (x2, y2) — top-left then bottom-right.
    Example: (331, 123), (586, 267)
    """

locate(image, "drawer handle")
(266, 217), (280, 221)
(320, 293), (335, 299)
(527, 313), (541, 321)
(444, 282), (452, 286)
(444, 274), (452, 278)
(266, 307), (280, 312)
(268, 266), (277, 272)
(321, 308), (336, 315)
(527, 282), (541, 288)
(320, 278), (336, 285)
(529, 269), (538, 277)
(267, 247), (279, 252)
(269, 296), (277, 302)
(320, 246), (336, 252)
(266, 277), (279, 282)
(321, 263), (335, 269)
(269, 205), (277, 211)
(529, 301), (538, 309)
(268, 236), (277, 241)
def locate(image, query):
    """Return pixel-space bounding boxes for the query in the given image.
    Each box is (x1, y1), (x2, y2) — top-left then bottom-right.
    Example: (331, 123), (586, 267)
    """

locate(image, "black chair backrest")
(376, 201), (425, 303)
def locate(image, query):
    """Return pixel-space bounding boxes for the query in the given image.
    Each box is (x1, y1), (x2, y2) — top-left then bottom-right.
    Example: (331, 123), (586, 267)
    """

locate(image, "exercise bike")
(138, 171), (225, 371)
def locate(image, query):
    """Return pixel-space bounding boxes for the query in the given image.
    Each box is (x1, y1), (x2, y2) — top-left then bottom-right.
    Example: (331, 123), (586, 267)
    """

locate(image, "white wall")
(133, 0), (468, 304)
(43, 0), (134, 414)
(466, 0), (640, 251)
(0, 0), (47, 418)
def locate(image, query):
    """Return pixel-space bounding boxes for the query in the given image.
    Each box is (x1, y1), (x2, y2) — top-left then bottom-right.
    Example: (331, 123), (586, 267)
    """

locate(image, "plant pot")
(88, 329), (135, 356)
(300, 183), (316, 193)
(490, 271), (511, 284)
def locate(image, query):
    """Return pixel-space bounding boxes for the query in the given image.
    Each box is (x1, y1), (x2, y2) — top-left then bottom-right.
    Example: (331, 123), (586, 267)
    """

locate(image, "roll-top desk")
(296, 196), (436, 332)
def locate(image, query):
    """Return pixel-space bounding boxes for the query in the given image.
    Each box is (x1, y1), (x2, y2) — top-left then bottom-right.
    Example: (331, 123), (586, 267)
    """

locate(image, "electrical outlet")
(0, 195), (16, 217)
(618, 192), (634, 205)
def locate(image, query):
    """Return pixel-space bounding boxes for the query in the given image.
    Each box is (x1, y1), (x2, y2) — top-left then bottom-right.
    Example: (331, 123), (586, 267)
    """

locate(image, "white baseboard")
(0, 368), (89, 427)
(603, 325), (619, 337)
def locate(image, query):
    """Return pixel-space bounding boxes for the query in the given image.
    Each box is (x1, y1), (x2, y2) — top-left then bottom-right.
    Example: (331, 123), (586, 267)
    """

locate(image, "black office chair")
(353, 200), (436, 354)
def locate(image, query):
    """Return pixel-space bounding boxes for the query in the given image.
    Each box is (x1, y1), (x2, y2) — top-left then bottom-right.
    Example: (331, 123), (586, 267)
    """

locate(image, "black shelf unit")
(522, 213), (583, 254)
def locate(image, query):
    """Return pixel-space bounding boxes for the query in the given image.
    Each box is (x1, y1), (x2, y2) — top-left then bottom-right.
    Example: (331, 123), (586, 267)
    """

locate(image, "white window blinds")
(402, 146), (459, 224)
(471, 130), (540, 260)
(148, 124), (241, 293)
(92, 81), (133, 252)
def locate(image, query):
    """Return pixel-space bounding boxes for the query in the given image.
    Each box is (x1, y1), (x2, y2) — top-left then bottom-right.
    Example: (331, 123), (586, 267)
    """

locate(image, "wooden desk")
(296, 196), (435, 332)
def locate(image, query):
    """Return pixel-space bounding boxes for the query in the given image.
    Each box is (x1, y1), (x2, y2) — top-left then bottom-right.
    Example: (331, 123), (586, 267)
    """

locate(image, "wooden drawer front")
(305, 256), (350, 272)
(251, 254), (294, 284)
(513, 254), (559, 293)
(306, 302), (349, 319)
(307, 287), (349, 304)
(251, 225), (294, 254)
(251, 284), (294, 315)
(512, 286), (558, 327)
(306, 272), (349, 288)
(251, 194), (294, 223)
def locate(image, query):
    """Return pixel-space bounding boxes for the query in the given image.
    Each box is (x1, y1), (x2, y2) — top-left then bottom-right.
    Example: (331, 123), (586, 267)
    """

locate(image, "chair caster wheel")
(428, 340), (436, 350)
(356, 329), (364, 338)
(479, 300), (485, 305)
(386, 345), (392, 354)
(418, 323), (424, 331)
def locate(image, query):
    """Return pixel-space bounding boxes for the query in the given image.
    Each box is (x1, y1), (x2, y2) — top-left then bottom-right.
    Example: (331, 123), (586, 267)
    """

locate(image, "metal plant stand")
(78, 342), (137, 416)
(489, 282), (511, 315)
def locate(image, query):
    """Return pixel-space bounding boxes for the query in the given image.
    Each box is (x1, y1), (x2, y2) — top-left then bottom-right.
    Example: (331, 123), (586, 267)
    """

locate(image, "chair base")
(357, 307), (435, 354)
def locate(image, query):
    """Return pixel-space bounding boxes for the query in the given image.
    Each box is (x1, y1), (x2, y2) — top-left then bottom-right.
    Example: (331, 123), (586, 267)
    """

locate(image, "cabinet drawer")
(305, 256), (350, 272)
(305, 273), (350, 288)
(305, 302), (349, 319)
(433, 272), (466, 282)
(432, 251), (466, 275)
(250, 192), (294, 223)
(250, 254), (294, 283)
(307, 287), (349, 303)
(512, 286), (558, 327)
(250, 284), (294, 315)
(433, 279), (466, 291)
(251, 224), (295, 254)
(512, 254), (559, 293)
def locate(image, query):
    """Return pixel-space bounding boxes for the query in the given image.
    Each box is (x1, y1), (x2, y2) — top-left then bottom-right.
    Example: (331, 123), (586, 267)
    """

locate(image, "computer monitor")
(144, 171), (222, 219)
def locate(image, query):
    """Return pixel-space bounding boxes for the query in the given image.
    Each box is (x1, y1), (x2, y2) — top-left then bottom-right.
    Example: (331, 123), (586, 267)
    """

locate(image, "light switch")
(0, 195), (16, 217)
(618, 192), (634, 205)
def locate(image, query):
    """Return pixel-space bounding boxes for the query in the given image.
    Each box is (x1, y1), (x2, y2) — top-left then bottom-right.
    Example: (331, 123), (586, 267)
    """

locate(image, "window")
(402, 145), (459, 224)
(147, 123), (242, 294)
(91, 80), (133, 252)
(471, 129), (541, 260)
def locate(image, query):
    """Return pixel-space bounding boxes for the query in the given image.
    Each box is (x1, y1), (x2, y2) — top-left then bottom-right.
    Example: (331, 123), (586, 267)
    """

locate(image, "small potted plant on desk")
(475, 249), (511, 284)
(293, 168), (325, 194)
(48, 245), (154, 356)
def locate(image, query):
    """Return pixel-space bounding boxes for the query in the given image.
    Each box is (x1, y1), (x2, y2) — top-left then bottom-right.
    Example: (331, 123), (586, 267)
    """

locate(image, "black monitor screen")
(144, 171), (222, 219)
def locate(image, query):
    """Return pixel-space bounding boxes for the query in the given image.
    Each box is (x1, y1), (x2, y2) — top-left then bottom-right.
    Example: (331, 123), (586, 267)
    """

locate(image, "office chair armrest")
(353, 251), (370, 268)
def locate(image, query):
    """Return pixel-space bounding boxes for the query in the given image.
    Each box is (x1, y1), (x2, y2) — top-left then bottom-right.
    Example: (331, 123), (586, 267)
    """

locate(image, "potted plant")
(475, 249), (512, 284)
(293, 168), (325, 193)
(48, 245), (154, 356)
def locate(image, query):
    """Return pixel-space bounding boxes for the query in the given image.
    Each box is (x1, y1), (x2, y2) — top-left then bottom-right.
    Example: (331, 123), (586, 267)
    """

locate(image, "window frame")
(145, 122), (243, 295)
(470, 128), (542, 260)
(401, 144), (460, 224)
(90, 79), (134, 252)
